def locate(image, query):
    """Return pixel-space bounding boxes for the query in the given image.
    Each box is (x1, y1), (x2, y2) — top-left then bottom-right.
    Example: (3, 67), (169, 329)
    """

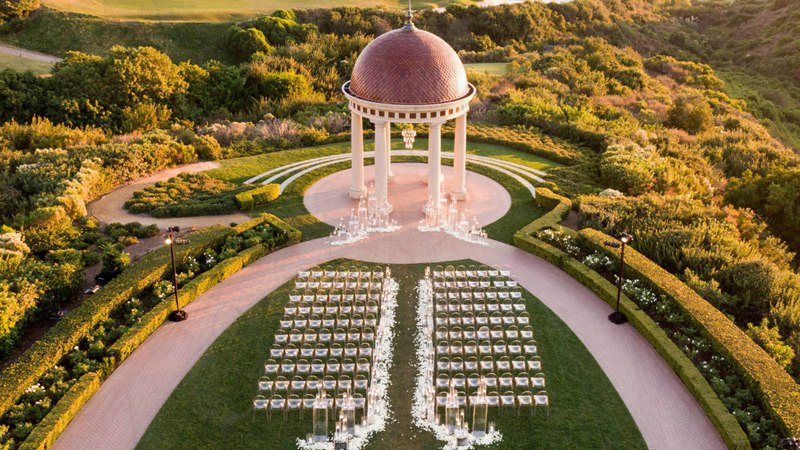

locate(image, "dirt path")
(0, 43), (62, 63)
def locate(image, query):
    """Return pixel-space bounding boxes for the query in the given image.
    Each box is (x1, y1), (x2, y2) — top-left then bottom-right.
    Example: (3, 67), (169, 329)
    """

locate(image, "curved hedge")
(0, 225), (233, 419)
(11, 214), (301, 449)
(580, 228), (800, 438)
(18, 373), (101, 450)
(235, 183), (280, 211)
(513, 187), (750, 449)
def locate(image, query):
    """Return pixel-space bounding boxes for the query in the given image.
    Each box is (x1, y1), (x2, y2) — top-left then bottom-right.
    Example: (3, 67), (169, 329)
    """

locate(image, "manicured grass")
(0, 53), (55, 75)
(208, 139), (554, 242)
(464, 62), (509, 76)
(3, 8), (232, 63)
(41, 0), (450, 21)
(137, 259), (646, 450)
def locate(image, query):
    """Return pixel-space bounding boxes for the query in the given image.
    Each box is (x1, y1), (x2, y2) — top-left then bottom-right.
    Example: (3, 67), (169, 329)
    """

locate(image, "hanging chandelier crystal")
(402, 127), (417, 149)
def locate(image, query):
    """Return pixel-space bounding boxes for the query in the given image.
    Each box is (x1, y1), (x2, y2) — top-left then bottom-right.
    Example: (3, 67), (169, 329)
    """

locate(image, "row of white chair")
(434, 372), (546, 390)
(434, 326), (534, 341)
(432, 390), (549, 415)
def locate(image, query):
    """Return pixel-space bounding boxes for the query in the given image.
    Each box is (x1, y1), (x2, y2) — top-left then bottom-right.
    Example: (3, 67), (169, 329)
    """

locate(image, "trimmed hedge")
(512, 188), (749, 449)
(109, 214), (299, 362)
(19, 373), (102, 450)
(515, 187), (572, 238)
(0, 226), (234, 418)
(6, 214), (302, 448)
(580, 228), (800, 438)
(235, 183), (280, 211)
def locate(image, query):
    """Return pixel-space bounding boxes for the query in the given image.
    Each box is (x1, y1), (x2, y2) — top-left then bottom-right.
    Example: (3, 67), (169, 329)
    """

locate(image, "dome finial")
(402, 0), (415, 30)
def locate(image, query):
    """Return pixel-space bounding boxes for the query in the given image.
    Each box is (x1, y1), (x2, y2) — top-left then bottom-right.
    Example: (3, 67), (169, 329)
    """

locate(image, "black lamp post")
(604, 231), (632, 325)
(165, 226), (187, 322)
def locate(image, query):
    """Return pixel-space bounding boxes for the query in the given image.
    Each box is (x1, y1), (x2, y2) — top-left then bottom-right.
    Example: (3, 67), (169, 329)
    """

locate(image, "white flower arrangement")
(296, 277), (399, 450)
(535, 228), (580, 256)
(411, 275), (503, 450)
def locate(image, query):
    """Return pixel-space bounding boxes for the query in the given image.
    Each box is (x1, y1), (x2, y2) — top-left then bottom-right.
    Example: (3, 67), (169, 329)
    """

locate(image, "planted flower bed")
(0, 215), (300, 450)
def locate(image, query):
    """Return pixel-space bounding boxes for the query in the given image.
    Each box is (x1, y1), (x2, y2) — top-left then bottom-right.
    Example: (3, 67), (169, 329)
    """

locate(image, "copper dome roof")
(349, 26), (469, 105)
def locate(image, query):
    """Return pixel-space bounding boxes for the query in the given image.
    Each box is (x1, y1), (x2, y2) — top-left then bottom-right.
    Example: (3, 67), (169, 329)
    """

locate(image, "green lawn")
(208, 139), (553, 242)
(464, 62), (509, 76)
(0, 53), (55, 75)
(42, 0), (454, 21)
(137, 259), (646, 450)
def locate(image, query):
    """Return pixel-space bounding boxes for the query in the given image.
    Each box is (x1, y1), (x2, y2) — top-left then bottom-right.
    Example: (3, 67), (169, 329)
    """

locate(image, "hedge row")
(18, 373), (102, 450)
(109, 214), (299, 362)
(512, 188), (750, 449)
(514, 187), (572, 238)
(235, 183), (280, 211)
(580, 228), (800, 437)
(14, 214), (302, 449)
(0, 225), (234, 418)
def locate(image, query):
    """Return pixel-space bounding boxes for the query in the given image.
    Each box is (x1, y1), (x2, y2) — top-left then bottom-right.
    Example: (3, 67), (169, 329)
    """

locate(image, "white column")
(385, 121), (395, 181)
(451, 113), (468, 200)
(373, 120), (391, 212)
(428, 121), (443, 212)
(349, 110), (366, 199)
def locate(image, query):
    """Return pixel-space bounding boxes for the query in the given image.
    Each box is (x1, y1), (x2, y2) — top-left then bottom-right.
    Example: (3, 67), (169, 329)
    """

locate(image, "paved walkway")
(88, 162), (251, 229)
(304, 163), (512, 229)
(55, 169), (726, 450)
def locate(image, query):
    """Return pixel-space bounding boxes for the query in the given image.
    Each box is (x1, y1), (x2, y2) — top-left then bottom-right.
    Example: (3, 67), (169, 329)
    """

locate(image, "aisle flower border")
(297, 275), (399, 450)
(411, 272), (503, 449)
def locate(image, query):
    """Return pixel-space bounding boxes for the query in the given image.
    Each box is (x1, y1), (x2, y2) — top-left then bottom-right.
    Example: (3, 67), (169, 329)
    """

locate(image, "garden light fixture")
(604, 231), (633, 325)
(165, 226), (187, 322)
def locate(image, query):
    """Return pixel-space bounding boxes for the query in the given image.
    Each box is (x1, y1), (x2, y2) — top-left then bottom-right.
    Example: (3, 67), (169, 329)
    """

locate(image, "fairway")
(41, 0), (452, 21)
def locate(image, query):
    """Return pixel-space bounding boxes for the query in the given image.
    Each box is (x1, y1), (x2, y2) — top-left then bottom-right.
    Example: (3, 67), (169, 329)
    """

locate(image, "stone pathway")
(55, 167), (726, 450)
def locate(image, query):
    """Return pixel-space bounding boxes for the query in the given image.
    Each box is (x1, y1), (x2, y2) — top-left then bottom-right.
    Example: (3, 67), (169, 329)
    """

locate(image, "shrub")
(667, 95), (714, 134)
(747, 319), (796, 370)
(235, 184), (280, 211)
(194, 135), (222, 161)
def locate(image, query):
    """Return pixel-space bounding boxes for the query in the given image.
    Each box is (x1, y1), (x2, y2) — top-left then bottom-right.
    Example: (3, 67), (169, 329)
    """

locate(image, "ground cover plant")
(138, 259), (646, 450)
(124, 172), (247, 217)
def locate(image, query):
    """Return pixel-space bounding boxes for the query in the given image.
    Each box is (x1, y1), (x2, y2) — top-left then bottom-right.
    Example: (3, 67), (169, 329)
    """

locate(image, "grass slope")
(41, 0), (451, 22)
(137, 259), (646, 450)
(2, 8), (232, 63)
(0, 53), (55, 75)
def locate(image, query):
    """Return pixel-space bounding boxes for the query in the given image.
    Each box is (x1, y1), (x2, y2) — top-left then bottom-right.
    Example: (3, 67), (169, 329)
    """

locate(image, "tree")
(0, 0), (39, 24)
